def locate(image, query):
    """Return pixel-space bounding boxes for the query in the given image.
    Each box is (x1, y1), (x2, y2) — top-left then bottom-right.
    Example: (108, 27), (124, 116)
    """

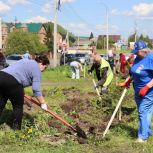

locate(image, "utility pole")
(134, 20), (137, 42)
(77, 36), (79, 50)
(66, 30), (69, 49)
(99, 2), (109, 56)
(106, 7), (109, 56)
(0, 17), (2, 50)
(53, 0), (58, 67)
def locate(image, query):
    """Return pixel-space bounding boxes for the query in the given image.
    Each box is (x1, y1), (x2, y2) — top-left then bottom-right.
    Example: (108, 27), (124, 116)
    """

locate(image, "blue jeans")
(135, 93), (153, 140)
(71, 66), (80, 79)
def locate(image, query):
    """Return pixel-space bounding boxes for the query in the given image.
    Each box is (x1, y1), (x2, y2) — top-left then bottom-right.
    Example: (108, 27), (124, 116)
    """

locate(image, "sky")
(1, 0), (153, 40)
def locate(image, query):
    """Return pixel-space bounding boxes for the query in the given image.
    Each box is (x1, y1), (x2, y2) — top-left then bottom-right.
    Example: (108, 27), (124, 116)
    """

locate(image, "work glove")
(41, 103), (48, 111)
(139, 85), (149, 97)
(88, 70), (92, 75)
(100, 87), (108, 95)
(119, 78), (132, 88)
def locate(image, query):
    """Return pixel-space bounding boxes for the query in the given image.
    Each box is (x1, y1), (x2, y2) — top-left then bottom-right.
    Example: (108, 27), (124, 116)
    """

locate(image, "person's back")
(2, 59), (41, 89)
(70, 61), (80, 68)
(70, 60), (82, 79)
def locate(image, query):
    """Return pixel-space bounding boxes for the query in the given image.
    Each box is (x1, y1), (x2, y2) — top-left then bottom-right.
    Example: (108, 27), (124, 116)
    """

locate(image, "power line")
(65, 3), (96, 28)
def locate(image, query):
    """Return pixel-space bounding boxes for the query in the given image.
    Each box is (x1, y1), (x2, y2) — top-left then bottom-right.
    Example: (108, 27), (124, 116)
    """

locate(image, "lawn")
(0, 65), (153, 153)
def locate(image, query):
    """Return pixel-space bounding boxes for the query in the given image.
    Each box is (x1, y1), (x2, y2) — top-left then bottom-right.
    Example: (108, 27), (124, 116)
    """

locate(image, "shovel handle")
(103, 88), (127, 137)
(92, 79), (102, 101)
(24, 95), (77, 132)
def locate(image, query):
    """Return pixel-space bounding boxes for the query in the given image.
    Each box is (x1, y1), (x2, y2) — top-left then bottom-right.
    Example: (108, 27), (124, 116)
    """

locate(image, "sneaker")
(135, 138), (147, 143)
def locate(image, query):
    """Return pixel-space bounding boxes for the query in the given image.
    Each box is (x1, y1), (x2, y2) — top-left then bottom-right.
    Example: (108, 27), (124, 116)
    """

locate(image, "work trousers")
(0, 71), (24, 130)
(71, 66), (80, 79)
(135, 93), (153, 140)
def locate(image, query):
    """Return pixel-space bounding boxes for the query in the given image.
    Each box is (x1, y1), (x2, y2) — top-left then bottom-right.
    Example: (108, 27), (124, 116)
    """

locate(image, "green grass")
(96, 49), (131, 55)
(1, 65), (153, 153)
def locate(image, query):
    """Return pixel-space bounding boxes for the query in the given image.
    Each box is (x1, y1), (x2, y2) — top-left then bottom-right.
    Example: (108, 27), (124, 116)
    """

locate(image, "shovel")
(24, 95), (87, 139)
(92, 79), (102, 101)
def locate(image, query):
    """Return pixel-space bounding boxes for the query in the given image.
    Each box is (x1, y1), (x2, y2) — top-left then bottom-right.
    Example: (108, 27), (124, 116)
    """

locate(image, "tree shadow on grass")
(121, 107), (136, 115)
(111, 123), (137, 139)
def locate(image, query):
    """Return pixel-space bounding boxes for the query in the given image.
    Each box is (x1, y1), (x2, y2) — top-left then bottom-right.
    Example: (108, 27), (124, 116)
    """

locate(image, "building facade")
(1, 22), (62, 52)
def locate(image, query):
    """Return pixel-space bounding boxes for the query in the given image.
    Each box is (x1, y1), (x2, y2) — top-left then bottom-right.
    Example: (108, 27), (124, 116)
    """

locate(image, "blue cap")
(131, 40), (147, 54)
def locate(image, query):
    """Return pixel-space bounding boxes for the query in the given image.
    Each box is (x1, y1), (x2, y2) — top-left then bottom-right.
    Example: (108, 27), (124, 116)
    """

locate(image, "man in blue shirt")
(120, 40), (153, 142)
(0, 55), (49, 130)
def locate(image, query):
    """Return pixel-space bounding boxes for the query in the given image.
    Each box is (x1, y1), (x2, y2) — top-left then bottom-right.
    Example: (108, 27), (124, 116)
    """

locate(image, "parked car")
(75, 53), (90, 65)
(6, 54), (23, 66)
(60, 53), (77, 65)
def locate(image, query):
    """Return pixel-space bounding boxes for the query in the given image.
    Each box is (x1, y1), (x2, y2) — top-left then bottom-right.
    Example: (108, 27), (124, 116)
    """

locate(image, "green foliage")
(97, 37), (115, 49)
(128, 33), (152, 48)
(128, 33), (137, 43)
(44, 22), (76, 46)
(44, 24), (54, 55)
(6, 30), (48, 55)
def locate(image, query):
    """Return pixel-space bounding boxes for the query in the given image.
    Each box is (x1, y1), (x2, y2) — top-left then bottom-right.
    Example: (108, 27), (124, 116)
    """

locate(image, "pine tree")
(89, 32), (94, 40)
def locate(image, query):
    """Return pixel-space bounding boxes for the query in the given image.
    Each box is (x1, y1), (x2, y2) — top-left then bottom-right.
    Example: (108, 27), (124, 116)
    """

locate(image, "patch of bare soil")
(45, 87), (134, 145)
(59, 88), (131, 136)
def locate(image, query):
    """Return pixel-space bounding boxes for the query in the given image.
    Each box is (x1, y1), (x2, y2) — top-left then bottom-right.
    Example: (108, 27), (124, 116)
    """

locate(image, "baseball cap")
(131, 40), (148, 54)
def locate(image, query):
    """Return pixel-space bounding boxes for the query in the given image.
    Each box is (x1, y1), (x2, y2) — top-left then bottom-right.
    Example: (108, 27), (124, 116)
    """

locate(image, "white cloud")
(111, 9), (133, 17)
(66, 22), (92, 36)
(133, 3), (153, 16)
(0, 1), (10, 13)
(42, 0), (75, 13)
(25, 16), (50, 23)
(111, 3), (153, 17)
(7, 0), (30, 5)
(42, 2), (54, 13)
(95, 24), (119, 35)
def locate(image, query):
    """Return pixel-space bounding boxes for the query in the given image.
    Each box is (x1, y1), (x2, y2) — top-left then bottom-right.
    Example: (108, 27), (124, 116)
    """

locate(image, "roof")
(12, 23), (43, 33)
(15, 23), (27, 28)
(27, 23), (43, 33)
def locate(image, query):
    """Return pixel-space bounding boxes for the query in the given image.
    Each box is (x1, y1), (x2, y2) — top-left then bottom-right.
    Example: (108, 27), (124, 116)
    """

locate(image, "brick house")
(98, 35), (121, 43)
(1, 22), (62, 52)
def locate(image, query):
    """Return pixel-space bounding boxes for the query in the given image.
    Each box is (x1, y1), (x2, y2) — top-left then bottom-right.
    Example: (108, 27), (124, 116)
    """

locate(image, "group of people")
(0, 40), (153, 143)
(69, 40), (153, 143)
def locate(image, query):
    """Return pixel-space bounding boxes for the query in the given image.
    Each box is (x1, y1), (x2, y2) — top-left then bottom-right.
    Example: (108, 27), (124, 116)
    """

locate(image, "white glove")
(41, 103), (48, 111)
